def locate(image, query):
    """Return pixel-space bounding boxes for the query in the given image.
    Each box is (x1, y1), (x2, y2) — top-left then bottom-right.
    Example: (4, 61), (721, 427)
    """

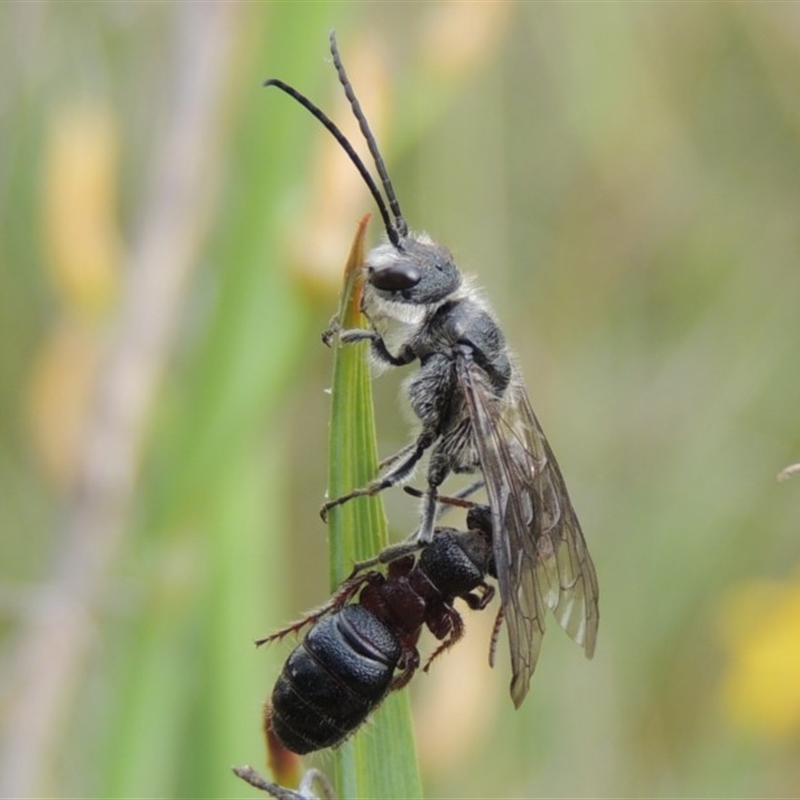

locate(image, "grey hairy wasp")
(264, 32), (599, 706)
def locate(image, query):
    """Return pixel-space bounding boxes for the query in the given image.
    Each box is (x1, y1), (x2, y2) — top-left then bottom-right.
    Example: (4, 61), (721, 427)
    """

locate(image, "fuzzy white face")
(360, 263), (431, 361)
(359, 232), (464, 360)
(361, 234), (494, 368)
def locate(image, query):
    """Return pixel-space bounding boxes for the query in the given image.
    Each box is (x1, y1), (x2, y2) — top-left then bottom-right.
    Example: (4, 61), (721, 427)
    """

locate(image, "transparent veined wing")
(456, 350), (599, 708)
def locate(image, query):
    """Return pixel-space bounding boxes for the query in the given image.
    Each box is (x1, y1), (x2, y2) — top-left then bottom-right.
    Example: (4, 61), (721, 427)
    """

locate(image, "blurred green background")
(2, 2), (800, 798)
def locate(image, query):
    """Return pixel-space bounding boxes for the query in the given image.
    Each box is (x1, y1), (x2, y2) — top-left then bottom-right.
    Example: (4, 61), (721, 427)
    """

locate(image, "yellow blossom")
(718, 571), (800, 739)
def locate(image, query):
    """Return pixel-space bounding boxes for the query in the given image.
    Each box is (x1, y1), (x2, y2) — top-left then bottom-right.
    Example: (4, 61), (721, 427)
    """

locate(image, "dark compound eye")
(369, 264), (421, 292)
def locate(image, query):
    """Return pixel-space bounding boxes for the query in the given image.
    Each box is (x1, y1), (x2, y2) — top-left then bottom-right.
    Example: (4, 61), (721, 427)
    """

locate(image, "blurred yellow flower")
(27, 103), (122, 487)
(26, 320), (102, 487)
(42, 104), (121, 314)
(718, 571), (800, 739)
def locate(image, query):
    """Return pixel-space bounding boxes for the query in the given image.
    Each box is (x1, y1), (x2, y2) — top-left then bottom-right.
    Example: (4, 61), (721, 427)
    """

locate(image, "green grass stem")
(325, 216), (424, 800)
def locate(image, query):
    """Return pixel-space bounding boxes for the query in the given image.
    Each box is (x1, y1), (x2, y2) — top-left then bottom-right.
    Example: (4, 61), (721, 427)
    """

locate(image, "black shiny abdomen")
(268, 605), (401, 754)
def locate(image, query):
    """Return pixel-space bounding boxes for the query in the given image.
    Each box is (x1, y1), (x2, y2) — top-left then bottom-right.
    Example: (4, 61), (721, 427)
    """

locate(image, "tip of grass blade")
(340, 214), (370, 329)
(326, 214), (388, 583)
(325, 216), (423, 799)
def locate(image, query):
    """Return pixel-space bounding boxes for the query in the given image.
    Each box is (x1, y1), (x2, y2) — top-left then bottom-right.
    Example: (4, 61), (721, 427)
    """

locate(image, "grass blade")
(325, 215), (423, 800)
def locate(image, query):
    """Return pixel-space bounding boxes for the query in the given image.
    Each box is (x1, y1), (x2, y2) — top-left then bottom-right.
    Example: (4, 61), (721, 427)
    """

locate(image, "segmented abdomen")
(267, 604), (401, 754)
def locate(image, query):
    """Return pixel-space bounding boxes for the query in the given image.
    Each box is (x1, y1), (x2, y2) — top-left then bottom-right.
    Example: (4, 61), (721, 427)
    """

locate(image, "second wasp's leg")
(423, 603), (465, 671)
(449, 478), (485, 503)
(462, 581), (495, 611)
(489, 604), (505, 668)
(254, 571), (376, 646)
(403, 485), (483, 520)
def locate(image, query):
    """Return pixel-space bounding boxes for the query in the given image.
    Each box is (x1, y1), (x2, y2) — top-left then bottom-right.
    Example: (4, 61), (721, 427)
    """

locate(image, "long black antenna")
(329, 31), (409, 239)
(263, 78), (400, 247)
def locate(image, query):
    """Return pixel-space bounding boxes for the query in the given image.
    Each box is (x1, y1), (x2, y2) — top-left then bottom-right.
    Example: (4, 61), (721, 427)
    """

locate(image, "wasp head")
(366, 235), (461, 305)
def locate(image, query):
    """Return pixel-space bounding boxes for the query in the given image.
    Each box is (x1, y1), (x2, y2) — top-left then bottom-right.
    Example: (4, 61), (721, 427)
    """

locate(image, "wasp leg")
(319, 428), (436, 521)
(422, 603), (464, 671)
(488, 604), (505, 669)
(254, 572), (378, 646)
(346, 539), (426, 579)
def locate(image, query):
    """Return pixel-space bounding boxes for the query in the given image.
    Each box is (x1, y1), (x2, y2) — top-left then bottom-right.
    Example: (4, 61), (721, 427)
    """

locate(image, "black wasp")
(265, 33), (599, 706)
(257, 508), (495, 754)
